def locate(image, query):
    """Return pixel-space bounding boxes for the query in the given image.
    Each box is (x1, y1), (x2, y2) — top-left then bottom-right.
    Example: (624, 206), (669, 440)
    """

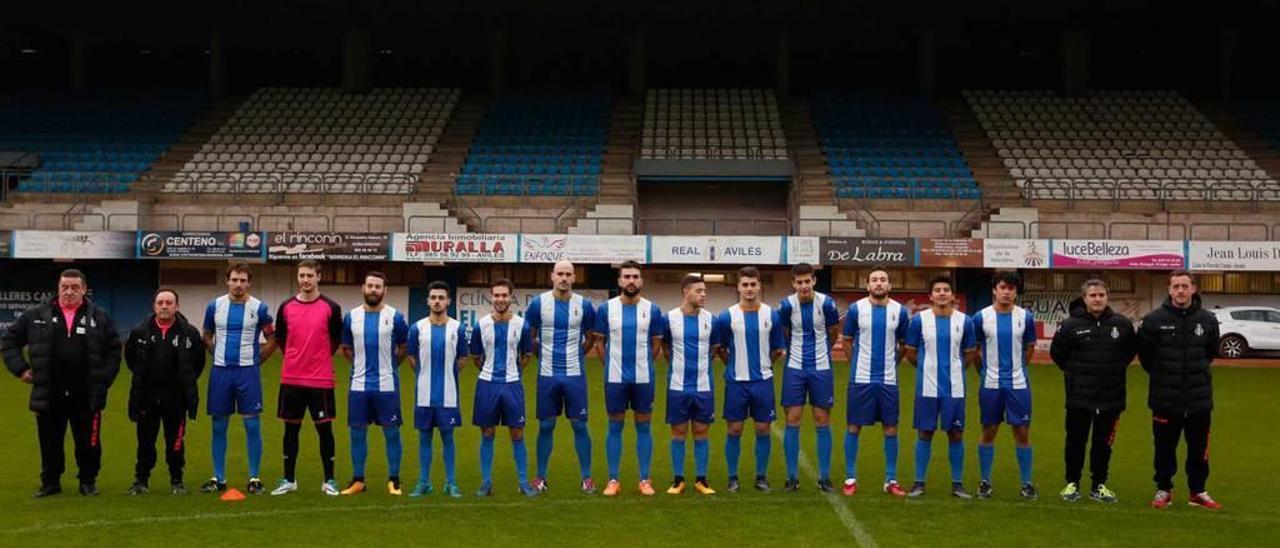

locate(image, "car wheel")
(1218, 335), (1248, 359)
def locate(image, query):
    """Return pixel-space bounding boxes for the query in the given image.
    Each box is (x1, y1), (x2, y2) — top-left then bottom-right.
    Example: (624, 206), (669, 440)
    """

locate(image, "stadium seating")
(812, 92), (980, 200)
(640, 89), (788, 160)
(1234, 100), (1280, 152)
(457, 95), (609, 196)
(0, 90), (203, 194)
(169, 87), (459, 194)
(967, 90), (1280, 201)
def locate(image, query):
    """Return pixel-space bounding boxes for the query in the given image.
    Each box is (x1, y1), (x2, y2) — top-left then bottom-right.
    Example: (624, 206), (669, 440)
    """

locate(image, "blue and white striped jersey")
(905, 309), (976, 399)
(525, 291), (595, 377)
(341, 305), (408, 393)
(777, 292), (841, 371)
(715, 303), (785, 382)
(663, 307), (719, 393)
(595, 297), (665, 384)
(203, 295), (273, 368)
(971, 305), (1037, 390)
(407, 317), (469, 408)
(470, 314), (533, 383)
(843, 297), (911, 385)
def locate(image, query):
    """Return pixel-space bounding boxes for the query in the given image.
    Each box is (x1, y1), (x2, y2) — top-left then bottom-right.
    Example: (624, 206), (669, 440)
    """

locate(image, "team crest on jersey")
(1111, 326), (1119, 339)
(1194, 323), (1204, 337)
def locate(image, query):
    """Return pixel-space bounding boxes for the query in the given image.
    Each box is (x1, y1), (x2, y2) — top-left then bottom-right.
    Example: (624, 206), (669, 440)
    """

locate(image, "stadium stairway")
(1199, 105), (1280, 182)
(141, 98), (244, 191)
(937, 98), (1022, 204)
(597, 97), (641, 205)
(781, 98), (864, 237)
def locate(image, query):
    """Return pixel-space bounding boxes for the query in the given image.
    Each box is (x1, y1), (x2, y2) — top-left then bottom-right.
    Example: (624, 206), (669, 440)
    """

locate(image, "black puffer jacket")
(1138, 294), (1219, 414)
(1050, 298), (1138, 413)
(1, 297), (121, 412)
(125, 312), (206, 420)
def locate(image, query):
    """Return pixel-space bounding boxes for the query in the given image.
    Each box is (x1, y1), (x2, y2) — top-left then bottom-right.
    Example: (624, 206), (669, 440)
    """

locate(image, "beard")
(622, 285), (640, 298)
(363, 293), (383, 307)
(870, 288), (888, 298)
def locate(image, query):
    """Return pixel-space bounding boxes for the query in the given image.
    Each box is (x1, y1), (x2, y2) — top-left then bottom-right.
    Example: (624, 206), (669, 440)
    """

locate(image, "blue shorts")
(605, 382), (655, 415)
(781, 368), (835, 408)
(207, 366), (263, 417)
(979, 387), (1032, 426)
(537, 375), (589, 421)
(473, 380), (526, 428)
(847, 383), (900, 426)
(723, 379), (776, 423)
(348, 391), (402, 427)
(667, 391), (715, 425)
(415, 407), (463, 431)
(913, 395), (966, 432)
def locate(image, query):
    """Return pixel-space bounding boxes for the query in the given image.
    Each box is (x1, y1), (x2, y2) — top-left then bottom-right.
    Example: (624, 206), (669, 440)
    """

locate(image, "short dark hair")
(363, 271), (387, 285)
(737, 266), (760, 281)
(618, 260), (642, 274)
(58, 269), (87, 285)
(427, 280), (451, 294)
(928, 275), (954, 292)
(226, 263), (252, 281)
(790, 263), (815, 278)
(154, 287), (180, 304)
(297, 259), (321, 274)
(1168, 269), (1195, 284)
(867, 265), (890, 281)
(681, 274), (704, 291)
(1080, 278), (1108, 295)
(490, 278), (514, 294)
(992, 271), (1022, 292)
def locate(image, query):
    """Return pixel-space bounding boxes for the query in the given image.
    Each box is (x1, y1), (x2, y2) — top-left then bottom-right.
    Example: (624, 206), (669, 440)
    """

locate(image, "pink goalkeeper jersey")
(275, 294), (343, 388)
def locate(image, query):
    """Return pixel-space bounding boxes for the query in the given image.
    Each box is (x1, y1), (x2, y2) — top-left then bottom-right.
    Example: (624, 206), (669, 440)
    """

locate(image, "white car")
(1213, 306), (1280, 359)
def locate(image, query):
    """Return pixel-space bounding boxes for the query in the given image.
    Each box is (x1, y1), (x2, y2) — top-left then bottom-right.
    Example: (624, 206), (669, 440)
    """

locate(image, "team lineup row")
(0, 260), (1222, 509)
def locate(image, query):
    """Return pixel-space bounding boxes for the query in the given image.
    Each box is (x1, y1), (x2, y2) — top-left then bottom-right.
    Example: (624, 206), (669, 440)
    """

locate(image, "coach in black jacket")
(0, 269), (121, 498)
(124, 289), (206, 495)
(1050, 279), (1137, 502)
(1137, 270), (1221, 510)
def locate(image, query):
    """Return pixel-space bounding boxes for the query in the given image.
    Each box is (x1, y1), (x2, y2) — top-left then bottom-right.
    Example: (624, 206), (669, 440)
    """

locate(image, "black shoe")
(171, 480), (187, 495)
(200, 477), (227, 494)
(783, 478), (800, 492)
(246, 478), (265, 495)
(32, 484), (62, 498)
(1020, 482), (1039, 500)
(816, 479), (836, 493)
(126, 481), (149, 496)
(79, 483), (99, 496)
(977, 480), (993, 499)
(950, 483), (973, 500)
(726, 477), (740, 493)
(754, 477), (772, 493)
(907, 481), (926, 498)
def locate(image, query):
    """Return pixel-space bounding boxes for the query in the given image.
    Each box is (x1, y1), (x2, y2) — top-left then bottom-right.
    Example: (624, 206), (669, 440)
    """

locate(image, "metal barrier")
(1189, 222), (1271, 241)
(333, 214), (404, 232)
(481, 216), (559, 233)
(637, 217), (790, 236)
(571, 216), (637, 234)
(1106, 221), (1187, 240)
(866, 219), (950, 239)
(1029, 220), (1108, 239)
(966, 220), (1030, 239)
(405, 215), (456, 233)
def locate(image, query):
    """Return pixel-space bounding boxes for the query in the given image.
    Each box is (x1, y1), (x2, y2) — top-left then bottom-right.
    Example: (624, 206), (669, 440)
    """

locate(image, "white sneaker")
(269, 479), (298, 496)
(322, 479), (340, 496)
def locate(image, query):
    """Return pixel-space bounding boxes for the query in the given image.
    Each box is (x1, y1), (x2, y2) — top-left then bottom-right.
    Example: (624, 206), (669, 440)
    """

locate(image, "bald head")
(552, 260), (576, 295)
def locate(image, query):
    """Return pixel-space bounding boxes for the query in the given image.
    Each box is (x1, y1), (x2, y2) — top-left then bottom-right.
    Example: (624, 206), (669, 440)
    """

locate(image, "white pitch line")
(770, 424), (879, 548)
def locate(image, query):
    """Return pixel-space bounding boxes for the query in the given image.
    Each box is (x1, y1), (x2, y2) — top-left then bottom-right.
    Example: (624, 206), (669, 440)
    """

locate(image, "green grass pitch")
(0, 357), (1274, 547)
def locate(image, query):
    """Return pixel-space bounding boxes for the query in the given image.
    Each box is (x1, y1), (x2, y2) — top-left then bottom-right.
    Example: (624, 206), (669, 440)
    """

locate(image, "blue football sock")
(816, 426), (833, 481)
(1016, 445), (1033, 485)
(571, 419), (593, 480)
(979, 443), (995, 483)
(606, 420), (624, 480)
(636, 421), (653, 480)
(441, 428), (456, 485)
(725, 434), (742, 479)
(383, 427), (402, 478)
(536, 418), (556, 479)
(694, 439), (710, 478)
(211, 416), (229, 481)
(418, 429), (433, 485)
(784, 425), (800, 481)
(884, 435), (899, 482)
(671, 438), (687, 478)
(914, 438), (932, 483)
(949, 440), (965, 484)
(512, 438), (529, 484)
(755, 433), (771, 478)
(350, 427), (369, 478)
(243, 416), (262, 479)
(844, 430), (860, 480)
(479, 435), (494, 484)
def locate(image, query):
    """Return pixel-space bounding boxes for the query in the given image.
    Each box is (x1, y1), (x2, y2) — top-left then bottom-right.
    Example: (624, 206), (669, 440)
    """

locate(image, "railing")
(571, 216), (638, 234)
(1018, 178), (1280, 211)
(637, 217), (790, 236)
(453, 174), (601, 198)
